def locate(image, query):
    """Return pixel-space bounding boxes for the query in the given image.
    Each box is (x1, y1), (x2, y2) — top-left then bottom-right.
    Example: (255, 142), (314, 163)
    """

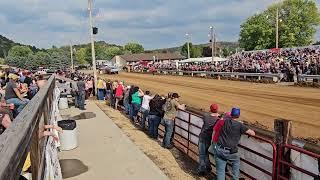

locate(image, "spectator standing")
(96, 77), (105, 100)
(71, 78), (79, 108)
(215, 108), (255, 180)
(130, 87), (144, 123)
(162, 93), (185, 149)
(197, 104), (220, 176)
(123, 86), (131, 115)
(77, 77), (86, 110)
(115, 81), (124, 110)
(140, 91), (153, 130)
(85, 78), (93, 99)
(148, 95), (165, 139)
(5, 74), (29, 114)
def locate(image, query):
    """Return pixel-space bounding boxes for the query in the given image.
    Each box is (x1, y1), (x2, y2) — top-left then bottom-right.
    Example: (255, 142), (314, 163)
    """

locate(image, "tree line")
(4, 42), (145, 69)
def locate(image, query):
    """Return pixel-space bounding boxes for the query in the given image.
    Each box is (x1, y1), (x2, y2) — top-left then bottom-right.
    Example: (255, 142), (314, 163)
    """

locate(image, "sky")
(0, 0), (319, 50)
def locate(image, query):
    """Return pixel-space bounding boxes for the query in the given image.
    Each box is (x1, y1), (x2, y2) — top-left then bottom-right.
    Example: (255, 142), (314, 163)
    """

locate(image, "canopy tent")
(178, 57), (228, 63)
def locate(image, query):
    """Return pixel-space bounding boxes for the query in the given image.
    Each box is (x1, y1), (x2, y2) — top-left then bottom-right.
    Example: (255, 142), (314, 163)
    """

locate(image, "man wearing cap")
(215, 108), (255, 180)
(197, 104), (220, 175)
(162, 92), (185, 149)
(5, 74), (29, 114)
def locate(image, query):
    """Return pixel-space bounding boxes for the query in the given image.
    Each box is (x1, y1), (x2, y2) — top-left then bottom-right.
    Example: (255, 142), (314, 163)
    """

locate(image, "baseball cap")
(231, 108), (240, 118)
(210, 104), (219, 113)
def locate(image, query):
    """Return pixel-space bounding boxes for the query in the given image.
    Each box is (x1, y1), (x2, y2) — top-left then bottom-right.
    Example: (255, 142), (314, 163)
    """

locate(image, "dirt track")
(100, 72), (320, 139)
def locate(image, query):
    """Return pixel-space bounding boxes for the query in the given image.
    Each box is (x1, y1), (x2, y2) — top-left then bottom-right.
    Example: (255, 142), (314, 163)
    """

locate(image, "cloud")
(0, 0), (319, 49)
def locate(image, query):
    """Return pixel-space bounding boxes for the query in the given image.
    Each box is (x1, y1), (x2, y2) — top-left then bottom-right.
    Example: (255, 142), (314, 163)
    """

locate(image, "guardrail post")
(274, 119), (292, 180)
(187, 113), (191, 156)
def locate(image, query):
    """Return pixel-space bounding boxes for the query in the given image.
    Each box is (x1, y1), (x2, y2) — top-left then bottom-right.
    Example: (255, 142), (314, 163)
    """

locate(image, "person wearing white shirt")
(140, 91), (154, 130)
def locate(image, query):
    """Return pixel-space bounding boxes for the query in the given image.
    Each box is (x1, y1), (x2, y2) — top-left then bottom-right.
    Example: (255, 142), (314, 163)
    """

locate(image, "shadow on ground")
(61, 112), (96, 121)
(60, 159), (89, 179)
(169, 148), (216, 180)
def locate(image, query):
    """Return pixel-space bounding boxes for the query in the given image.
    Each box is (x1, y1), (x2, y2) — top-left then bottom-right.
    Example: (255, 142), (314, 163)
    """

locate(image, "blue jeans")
(163, 119), (174, 147)
(77, 92), (85, 109)
(124, 100), (130, 114)
(198, 138), (212, 173)
(6, 98), (29, 113)
(130, 103), (140, 121)
(97, 89), (105, 100)
(214, 145), (240, 180)
(140, 107), (149, 129)
(148, 115), (161, 139)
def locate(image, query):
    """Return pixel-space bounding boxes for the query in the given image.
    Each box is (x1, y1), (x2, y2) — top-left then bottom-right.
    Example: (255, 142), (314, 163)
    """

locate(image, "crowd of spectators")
(0, 68), (49, 135)
(133, 46), (320, 79)
(90, 77), (255, 179)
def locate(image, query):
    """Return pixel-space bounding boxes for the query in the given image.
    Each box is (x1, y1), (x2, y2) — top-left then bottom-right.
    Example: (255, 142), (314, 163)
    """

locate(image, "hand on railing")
(39, 125), (62, 142)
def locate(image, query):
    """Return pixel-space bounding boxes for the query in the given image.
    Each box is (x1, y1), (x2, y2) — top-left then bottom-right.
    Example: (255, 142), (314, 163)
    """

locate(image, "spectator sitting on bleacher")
(5, 74), (29, 114)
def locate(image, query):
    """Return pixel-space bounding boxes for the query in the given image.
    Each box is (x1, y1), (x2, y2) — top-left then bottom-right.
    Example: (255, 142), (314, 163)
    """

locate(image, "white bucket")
(59, 128), (78, 151)
(59, 98), (68, 110)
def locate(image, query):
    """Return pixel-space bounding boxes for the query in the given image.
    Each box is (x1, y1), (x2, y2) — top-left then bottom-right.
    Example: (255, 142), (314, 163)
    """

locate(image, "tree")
(0, 58), (4, 64)
(181, 43), (202, 58)
(202, 46), (212, 57)
(75, 48), (88, 65)
(34, 51), (50, 67)
(191, 46), (202, 58)
(5, 45), (33, 68)
(105, 47), (123, 59)
(239, 0), (320, 50)
(124, 42), (144, 54)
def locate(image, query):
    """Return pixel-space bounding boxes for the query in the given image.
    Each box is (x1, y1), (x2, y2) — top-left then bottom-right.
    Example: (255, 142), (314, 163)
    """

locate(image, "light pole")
(70, 42), (74, 72)
(210, 26), (214, 62)
(88, 0), (97, 94)
(185, 33), (191, 59)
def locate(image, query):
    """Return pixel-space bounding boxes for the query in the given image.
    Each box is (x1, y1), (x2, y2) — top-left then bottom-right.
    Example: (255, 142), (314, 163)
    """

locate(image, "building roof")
(114, 52), (185, 62)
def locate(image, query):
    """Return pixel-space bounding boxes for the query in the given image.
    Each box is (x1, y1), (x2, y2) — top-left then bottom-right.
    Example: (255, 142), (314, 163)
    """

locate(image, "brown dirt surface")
(100, 72), (320, 139)
(95, 101), (213, 180)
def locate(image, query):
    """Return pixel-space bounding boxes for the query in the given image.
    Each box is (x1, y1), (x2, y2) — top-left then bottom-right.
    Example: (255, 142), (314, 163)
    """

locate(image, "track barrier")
(132, 107), (319, 180)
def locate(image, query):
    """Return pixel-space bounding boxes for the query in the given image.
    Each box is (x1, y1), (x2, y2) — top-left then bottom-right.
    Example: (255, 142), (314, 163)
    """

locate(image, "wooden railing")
(0, 75), (55, 180)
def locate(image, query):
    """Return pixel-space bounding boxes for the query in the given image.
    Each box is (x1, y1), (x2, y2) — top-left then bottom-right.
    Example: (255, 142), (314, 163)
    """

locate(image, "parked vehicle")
(99, 65), (119, 74)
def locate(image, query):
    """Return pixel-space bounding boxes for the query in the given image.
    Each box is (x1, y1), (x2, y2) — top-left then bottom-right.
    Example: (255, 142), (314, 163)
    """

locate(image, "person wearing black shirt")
(148, 95), (165, 139)
(197, 104), (220, 176)
(215, 108), (255, 180)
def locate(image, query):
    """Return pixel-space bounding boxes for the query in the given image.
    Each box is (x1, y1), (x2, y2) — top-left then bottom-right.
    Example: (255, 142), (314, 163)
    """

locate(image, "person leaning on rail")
(197, 104), (220, 176)
(162, 93), (185, 149)
(214, 108), (255, 180)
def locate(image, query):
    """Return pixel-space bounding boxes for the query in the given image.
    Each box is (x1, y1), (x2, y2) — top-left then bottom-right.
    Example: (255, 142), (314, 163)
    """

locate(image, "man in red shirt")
(197, 104), (220, 176)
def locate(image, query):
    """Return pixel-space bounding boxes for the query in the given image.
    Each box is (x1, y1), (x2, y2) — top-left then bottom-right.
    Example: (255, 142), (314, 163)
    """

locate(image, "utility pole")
(214, 31), (216, 58)
(210, 26), (214, 62)
(70, 42), (74, 72)
(88, 0), (97, 94)
(276, 5), (279, 49)
(186, 33), (190, 59)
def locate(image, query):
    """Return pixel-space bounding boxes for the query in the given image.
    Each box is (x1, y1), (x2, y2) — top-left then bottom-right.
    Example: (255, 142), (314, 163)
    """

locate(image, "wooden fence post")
(274, 119), (292, 179)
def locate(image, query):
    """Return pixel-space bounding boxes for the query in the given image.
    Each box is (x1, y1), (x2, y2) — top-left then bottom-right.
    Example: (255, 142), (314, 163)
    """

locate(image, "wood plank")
(0, 76), (55, 180)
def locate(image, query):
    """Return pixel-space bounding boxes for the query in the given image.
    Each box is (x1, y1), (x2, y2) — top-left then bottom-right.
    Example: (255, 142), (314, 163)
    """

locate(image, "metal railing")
(173, 109), (278, 179)
(0, 76), (55, 180)
(277, 144), (320, 180)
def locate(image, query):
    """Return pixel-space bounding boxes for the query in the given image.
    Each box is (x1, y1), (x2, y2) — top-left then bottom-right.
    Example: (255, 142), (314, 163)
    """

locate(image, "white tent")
(179, 57), (227, 63)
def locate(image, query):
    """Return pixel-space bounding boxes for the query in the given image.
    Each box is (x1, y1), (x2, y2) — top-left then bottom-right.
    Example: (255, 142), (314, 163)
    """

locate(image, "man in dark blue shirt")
(215, 108), (255, 180)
